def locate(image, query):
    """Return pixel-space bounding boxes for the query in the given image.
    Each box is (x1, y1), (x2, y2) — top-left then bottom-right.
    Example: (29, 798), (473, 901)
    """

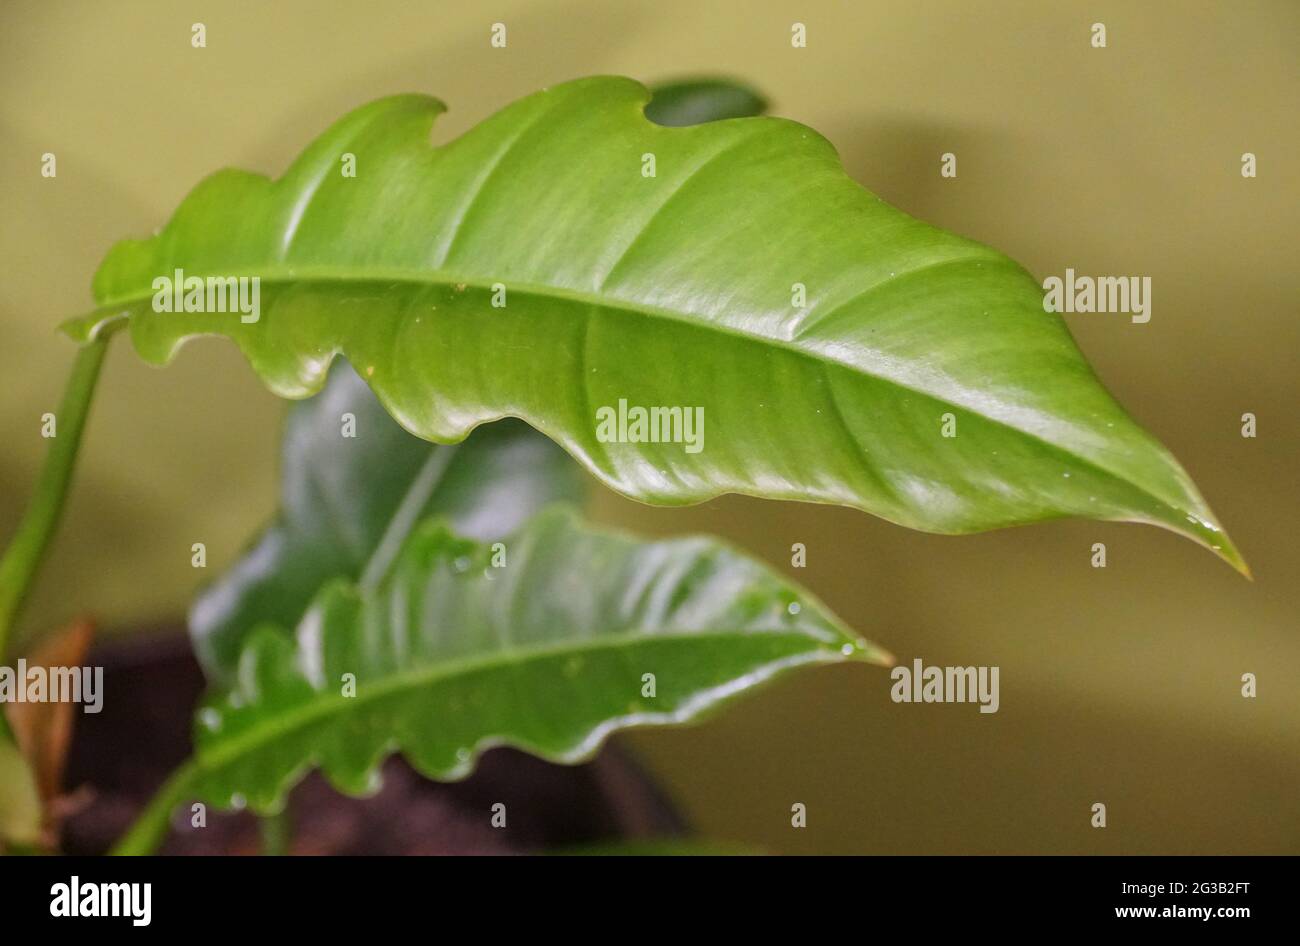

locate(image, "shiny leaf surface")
(189, 508), (887, 811)
(65, 77), (1243, 571)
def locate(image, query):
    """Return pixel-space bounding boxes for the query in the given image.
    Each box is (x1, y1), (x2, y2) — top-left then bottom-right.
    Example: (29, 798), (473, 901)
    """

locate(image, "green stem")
(0, 337), (109, 660)
(259, 807), (293, 856)
(115, 761), (297, 856)
(110, 759), (199, 856)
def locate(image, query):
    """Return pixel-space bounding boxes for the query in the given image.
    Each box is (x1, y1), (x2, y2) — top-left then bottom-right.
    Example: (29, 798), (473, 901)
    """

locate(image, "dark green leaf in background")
(644, 77), (768, 127)
(191, 360), (586, 683)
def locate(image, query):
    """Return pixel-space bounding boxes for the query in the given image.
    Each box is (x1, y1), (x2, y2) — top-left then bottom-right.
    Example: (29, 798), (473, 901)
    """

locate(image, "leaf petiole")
(110, 759), (198, 856)
(0, 336), (110, 661)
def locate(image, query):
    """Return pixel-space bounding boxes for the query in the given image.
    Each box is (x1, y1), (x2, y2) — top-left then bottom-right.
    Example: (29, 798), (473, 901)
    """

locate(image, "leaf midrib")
(90, 263), (1188, 517)
(356, 442), (460, 591)
(199, 626), (857, 774)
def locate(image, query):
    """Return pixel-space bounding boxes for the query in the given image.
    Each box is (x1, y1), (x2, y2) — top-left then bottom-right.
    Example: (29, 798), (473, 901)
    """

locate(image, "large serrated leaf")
(65, 76), (1243, 572)
(190, 359), (587, 684)
(188, 507), (886, 812)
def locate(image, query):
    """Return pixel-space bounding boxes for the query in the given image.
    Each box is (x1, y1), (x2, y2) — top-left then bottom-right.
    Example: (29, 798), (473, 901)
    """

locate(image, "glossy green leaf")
(65, 76), (1243, 572)
(190, 359), (586, 684)
(644, 77), (768, 127)
(187, 507), (887, 811)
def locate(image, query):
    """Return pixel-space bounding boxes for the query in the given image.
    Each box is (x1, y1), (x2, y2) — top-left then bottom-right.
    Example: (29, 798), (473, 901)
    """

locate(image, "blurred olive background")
(2, 0), (1296, 853)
